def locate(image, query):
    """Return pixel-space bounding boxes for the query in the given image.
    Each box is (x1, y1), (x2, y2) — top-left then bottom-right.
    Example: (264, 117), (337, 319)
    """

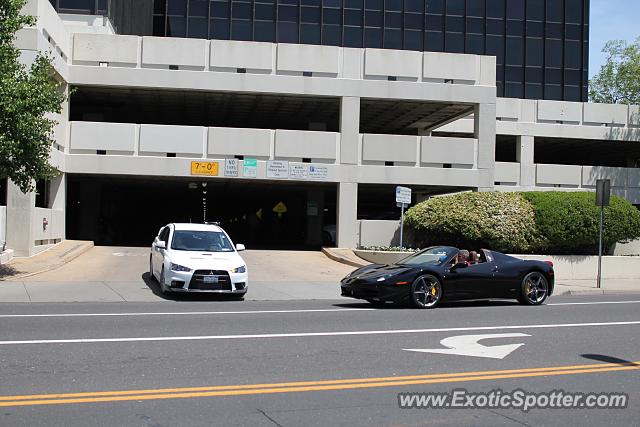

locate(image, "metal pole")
(597, 205), (604, 289)
(400, 203), (405, 249)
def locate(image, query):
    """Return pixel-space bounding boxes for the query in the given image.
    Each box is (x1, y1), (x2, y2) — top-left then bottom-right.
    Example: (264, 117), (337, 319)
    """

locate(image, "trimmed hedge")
(405, 191), (640, 255)
(404, 192), (542, 253)
(522, 191), (640, 255)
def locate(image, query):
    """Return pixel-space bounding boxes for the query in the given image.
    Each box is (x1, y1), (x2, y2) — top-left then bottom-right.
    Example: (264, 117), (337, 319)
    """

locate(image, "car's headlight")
(231, 265), (246, 273)
(170, 263), (192, 272)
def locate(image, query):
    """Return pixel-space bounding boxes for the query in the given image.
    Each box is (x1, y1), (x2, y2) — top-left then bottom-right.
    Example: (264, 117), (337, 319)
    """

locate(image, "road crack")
(257, 408), (284, 427)
(487, 408), (531, 426)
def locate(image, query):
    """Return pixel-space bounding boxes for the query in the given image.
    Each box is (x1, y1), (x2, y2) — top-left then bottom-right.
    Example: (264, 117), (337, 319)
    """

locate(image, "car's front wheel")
(410, 274), (442, 309)
(518, 271), (549, 305)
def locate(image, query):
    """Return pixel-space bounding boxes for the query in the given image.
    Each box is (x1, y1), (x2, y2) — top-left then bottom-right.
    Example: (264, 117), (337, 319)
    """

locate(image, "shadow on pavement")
(581, 354), (639, 366)
(141, 273), (245, 302)
(333, 299), (520, 310)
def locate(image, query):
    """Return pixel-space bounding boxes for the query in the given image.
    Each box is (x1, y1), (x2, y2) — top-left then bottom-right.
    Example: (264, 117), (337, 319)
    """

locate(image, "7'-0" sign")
(191, 161), (219, 176)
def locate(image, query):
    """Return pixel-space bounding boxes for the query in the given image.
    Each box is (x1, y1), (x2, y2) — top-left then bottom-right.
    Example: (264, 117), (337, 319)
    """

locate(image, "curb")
(553, 288), (640, 296)
(321, 247), (368, 268)
(1, 241), (94, 280)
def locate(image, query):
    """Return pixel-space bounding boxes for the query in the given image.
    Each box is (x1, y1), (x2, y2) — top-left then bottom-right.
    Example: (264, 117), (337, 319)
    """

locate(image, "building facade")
(1, 0), (638, 257)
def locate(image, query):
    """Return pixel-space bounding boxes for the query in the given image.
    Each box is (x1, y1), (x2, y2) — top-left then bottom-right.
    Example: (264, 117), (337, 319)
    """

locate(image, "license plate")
(203, 275), (219, 284)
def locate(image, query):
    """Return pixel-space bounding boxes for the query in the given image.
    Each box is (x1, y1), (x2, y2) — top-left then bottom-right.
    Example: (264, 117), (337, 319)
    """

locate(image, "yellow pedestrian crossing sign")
(272, 201), (287, 217)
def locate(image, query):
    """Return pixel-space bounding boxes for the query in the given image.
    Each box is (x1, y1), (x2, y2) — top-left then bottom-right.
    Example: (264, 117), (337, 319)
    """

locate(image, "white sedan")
(150, 223), (248, 296)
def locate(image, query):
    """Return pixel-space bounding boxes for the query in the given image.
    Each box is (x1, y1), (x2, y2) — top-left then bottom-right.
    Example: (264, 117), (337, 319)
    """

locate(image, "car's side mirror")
(451, 262), (467, 270)
(156, 241), (166, 249)
(236, 243), (245, 251)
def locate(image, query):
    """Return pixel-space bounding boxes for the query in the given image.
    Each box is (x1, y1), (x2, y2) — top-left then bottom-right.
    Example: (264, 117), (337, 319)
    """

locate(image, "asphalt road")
(1, 294), (639, 426)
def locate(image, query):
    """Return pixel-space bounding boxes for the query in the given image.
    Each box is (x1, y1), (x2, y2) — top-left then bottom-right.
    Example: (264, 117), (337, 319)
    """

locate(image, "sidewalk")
(554, 280), (640, 296)
(0, 240), (94, 281)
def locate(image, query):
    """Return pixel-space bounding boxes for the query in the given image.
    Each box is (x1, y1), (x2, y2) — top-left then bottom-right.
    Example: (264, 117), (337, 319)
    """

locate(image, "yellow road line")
(0, 361), (638, 408)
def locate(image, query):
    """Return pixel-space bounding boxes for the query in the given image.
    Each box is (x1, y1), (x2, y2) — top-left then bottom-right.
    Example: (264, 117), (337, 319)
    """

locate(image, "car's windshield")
(398, 247), (457, 266)
(171, 230), (234, 252)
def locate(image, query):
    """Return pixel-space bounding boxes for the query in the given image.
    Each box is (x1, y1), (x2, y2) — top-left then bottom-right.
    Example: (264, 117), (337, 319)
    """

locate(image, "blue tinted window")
(364, 27), (383, 47)
(344, 26), (363, 47)
(254, 20), (276, 41)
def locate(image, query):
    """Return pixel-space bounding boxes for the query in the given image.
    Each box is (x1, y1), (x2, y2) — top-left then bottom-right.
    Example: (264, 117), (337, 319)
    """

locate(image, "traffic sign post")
(395, 186), (412, 249)
(595, 179), (611, 289)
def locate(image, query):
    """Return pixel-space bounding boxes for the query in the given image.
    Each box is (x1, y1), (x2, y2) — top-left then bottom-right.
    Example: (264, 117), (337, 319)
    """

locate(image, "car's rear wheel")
(518, 271), (549, 305)
(410, 274), (442, 309)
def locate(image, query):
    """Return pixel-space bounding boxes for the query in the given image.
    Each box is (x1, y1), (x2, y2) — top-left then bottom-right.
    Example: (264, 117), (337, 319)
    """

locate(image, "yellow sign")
(256, 208), (263, 220)
(191, 161), (219, 176)
(272, 201), (287, 214)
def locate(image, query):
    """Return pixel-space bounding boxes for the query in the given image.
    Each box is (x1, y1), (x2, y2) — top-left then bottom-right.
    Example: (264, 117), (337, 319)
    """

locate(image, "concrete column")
(517, 135), (536, 188)
(50, 173), (66, 240)
(340, 97), (360, 165)
(474, 103), (497, 191)
(6, 181), (35, 256)
(337, 182), (358, 248)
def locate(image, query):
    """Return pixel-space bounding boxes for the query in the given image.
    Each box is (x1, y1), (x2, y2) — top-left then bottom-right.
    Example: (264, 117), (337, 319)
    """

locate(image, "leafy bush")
(522, 192), (640, 254)
(404, 192), (542, 253)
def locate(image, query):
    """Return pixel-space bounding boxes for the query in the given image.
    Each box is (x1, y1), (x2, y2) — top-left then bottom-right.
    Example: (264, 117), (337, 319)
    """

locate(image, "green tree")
(589, 38), (640, 105)
(0, 0), (65, 193)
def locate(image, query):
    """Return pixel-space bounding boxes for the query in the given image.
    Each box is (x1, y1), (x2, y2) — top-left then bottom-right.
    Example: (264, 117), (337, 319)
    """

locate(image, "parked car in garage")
(341, 246), (554, 308)
(150, 223), (248, 297)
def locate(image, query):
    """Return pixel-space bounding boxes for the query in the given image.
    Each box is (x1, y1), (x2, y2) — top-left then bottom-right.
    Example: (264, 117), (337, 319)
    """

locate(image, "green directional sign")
(243, 158), (258, 178)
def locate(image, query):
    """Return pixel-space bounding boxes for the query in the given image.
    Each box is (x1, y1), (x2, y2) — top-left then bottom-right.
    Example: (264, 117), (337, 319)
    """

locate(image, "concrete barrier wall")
(513, 254), (640, 280)
(613, 239), (640, 256)
(358, 220), (400, 247)
(142, 36), (206, 69)
(421, 136), (476, 166)
(353, 249), (412, 265)
(140, 124), (204, 156)
(70, 121), (136, 153)
(0, 206), (6, 245)
(32, 208), (64, 242)
(274, 130), (338, 161)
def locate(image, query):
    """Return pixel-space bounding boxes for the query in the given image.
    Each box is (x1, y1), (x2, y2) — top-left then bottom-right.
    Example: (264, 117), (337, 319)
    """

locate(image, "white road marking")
(0, 308), (376, 319)
(548, 300), (640, 306)
(404, 333), (530, 359)
(0, 320), (638, 346)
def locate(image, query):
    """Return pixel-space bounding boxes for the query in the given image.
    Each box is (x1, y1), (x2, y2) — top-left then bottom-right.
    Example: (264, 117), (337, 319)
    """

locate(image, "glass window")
(545, 39), (563, 67)
(365, 0), (382, 9)
(525, 38), (543, 66)
(171, 231), (234, 252)
(386, 0), (402, 11)
(344, 26), (363, 47)
(345, 8), (363, 26)
(404, 0), (423, 13)
(302, 0), (321, 5)
(384, 28), (402, 49)
(526, 20), (543, 37)
(506, 65), (523, 81)
(154, 0), (167, 14)
(323, 8), (342, 25)
(153, 16), (166, 36)
(364, 27), (383, 47)
(564, 68), (581, 86)
(426, 14), (444, 31)
(526, 0), (543, 20)
(466, 0), (484, 17)
(188, 17), (208, 37)
(211, 1), (230, 18)
(365, 10), (383, 26)
(445, 32), (464, 53)
(425, 30), (444, 51)
(565, 0), (582, 23)
(426, 0), (444, 14)
(486, 18), (504, 35)
(404, 13), (423, 30)
(525, 83), (543, 99)
(564, 40), (581, 68)
(544, 84), (562, 100)
(403, 29), (422, 50)
(254, 20), (276, 41)
(485, 34), (504, 63)
(486, 0), (505, 19)
(465, 33), (484, 54)
(231, 19), (252, 40)
(505, 82), (523, 98)
(277, 21), (299, 42)
(323, 0), (342, 6)
(323, 24), (342, 45)
(545, 67), (562, 84)
(466, 17), (484, 34)
(188, 0), (208, 17)
(546, 0), (563, 22)
(506, 19), (524, 36)
(505, 37), (523, 65)
(278, 5), (299, 22)
(167, 16), (186, 36)
(506, 0), (524, 20)
(232, 2), (252, 19)
(300, 23), (321, 44)
(256, 3), (276, 20)
(210, 18), (230, 38)
(385, 11), (401, 28)
(446, 0), (464, 16)
(565, 24), (581, 41)
(167, 0), (187, 15)
(545, 22), (562, 39)
(564, 85), (581, 101)
(525, 66), (543, 83)
(346, 0), (363, 7)
(445, 15), (464, 32)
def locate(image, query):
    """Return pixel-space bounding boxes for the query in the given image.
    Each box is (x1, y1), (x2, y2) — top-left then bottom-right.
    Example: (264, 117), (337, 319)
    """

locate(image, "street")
(1, 294), (639, 426)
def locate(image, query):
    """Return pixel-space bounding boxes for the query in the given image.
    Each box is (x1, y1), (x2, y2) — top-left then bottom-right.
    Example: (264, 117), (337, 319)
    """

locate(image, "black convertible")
(340, 246), (554, 309)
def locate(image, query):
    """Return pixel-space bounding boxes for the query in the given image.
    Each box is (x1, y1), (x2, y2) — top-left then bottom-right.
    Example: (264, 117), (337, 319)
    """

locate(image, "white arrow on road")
(403, 333), (531, 359)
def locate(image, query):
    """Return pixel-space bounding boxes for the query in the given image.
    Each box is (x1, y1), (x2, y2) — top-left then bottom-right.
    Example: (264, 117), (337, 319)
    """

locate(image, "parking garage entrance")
(66, 175), (337, 249)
